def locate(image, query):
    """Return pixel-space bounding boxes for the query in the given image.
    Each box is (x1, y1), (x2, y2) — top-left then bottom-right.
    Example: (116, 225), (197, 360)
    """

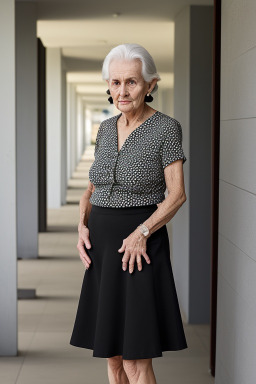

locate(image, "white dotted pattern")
(89, 111), (187, 208)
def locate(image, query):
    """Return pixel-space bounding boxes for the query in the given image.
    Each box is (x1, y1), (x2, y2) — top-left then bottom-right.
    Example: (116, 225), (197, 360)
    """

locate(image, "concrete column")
(174, 5), (213, 323)
(61, 60), (67, 205)
(0, 0), (17, 355)
(67, 83), (77, 180)
(16, 1), (38, 258)
(67, 83), (72, 181)
(77, 94), (84, 162)
(82, 101), (86, 152)
(85, 108), (93, 147)
(83, 102), (87, 149)
(46, 48), (62, 208)
(38, 38), (47, 232)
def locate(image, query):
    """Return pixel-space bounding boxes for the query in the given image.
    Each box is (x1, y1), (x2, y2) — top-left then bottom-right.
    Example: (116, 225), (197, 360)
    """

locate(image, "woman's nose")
(119, 83), (128, 97)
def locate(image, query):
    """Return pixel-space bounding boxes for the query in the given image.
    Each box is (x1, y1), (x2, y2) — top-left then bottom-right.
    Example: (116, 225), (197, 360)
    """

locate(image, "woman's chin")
(116, 102), (135, 113)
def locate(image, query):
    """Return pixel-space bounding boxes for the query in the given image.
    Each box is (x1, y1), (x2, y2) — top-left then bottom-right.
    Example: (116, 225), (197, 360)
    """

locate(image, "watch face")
(140, 224), (149, 236)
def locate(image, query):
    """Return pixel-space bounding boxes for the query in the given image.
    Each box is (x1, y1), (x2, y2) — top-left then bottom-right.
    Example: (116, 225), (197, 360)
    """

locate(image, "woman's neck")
(120, 104), (151, 127)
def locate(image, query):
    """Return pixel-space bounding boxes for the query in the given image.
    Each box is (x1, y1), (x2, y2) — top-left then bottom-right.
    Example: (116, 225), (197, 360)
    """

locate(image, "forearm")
(78, 182), (94, 227)
(142, 191), (186, 238)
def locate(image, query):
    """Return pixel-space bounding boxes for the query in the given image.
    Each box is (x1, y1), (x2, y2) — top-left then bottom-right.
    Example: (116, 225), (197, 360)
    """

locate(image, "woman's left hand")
(118, 229), (151, 273)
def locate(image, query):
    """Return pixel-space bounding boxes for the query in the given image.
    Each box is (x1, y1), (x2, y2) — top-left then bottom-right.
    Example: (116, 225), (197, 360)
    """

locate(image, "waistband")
(91, 203), (158, 215)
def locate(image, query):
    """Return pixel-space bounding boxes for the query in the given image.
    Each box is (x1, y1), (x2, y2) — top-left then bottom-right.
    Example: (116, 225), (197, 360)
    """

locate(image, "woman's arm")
(118, 158), (186, 274)
(77, 180), (95, 270)
(141, 158), (186, 237)
(78, 180), (95, 231)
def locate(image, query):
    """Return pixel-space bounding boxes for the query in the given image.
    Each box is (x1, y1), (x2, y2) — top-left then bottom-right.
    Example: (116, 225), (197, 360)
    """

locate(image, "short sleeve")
(160, 121), (187, 169)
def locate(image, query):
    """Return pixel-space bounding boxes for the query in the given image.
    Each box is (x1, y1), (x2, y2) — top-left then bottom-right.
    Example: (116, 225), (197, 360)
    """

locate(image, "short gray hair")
(102, 43), (161, 93)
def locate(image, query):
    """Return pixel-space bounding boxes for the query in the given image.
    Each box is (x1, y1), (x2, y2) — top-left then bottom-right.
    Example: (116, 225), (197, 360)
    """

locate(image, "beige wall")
(215, 1), (256, 383)
(173, 5), (213, 323)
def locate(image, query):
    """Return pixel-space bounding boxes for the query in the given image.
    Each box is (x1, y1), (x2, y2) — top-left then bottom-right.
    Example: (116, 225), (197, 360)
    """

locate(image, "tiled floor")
(0, 146), (215, 384)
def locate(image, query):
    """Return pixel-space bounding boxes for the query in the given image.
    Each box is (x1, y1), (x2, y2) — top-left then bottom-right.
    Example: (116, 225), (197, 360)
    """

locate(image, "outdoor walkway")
(0, 145), (214, 384)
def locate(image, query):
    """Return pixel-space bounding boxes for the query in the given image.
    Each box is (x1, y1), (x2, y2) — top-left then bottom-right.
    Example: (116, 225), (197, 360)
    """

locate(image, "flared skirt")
(70, 203), (188, 359)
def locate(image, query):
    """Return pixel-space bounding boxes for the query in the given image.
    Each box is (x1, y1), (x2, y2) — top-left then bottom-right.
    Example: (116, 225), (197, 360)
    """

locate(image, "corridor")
(0, 146), (214, 384)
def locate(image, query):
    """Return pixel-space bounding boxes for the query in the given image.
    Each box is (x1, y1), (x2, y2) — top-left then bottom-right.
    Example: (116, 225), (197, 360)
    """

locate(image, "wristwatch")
(138, 223), (150, 237)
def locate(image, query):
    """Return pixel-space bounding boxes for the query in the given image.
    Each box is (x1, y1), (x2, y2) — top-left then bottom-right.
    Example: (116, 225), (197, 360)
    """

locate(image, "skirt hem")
(69, 341), (188, 360)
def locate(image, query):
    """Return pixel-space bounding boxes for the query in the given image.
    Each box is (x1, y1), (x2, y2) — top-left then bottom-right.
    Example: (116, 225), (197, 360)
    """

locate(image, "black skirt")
(70, 203), (188, 359)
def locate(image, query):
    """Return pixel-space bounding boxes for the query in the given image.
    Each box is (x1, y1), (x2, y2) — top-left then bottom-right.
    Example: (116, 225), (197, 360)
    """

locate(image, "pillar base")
(18, 289), (36, 300)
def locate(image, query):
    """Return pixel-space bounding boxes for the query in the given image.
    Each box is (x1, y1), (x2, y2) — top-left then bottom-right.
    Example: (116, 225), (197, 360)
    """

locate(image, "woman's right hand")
(77, 224), (92, 269)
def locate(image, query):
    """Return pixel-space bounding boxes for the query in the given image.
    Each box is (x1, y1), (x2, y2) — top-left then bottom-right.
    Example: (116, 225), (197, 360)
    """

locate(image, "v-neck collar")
(114, 111), (159, 154)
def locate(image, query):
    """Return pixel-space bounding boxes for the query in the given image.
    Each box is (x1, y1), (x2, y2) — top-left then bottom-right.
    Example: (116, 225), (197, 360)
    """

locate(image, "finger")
(79, 253), (89, 269)
(78, 244), (91, 264)
(79, 250), (89, 266)
(136, 254), (142, 271)
(83, 252), (92, 265)
(141, 249), (151, 264)
(77, 243), (91, 265)
(129, 254), (136, 274)
(118, 241), (125, 253)
(122, 251), (130, 271)
(85, 239), (92, 249)
(80, 233), (92, 250)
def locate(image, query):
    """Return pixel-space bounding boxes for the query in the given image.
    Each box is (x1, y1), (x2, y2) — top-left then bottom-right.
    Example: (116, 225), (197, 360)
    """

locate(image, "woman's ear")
(148, 78), (158, 93)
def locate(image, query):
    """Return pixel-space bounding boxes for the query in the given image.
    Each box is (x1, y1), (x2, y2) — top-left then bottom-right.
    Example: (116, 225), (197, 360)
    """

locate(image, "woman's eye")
(129, 80), (136, 85)
(111, 80), (119, 87)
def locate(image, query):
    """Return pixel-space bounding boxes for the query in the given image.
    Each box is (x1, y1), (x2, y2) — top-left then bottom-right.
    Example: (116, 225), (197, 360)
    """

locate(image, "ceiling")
(18, 0), (213, 21)
(38, 19), (175, 73)
(35, 0), (213, 70)
(19, 0), (213, 108)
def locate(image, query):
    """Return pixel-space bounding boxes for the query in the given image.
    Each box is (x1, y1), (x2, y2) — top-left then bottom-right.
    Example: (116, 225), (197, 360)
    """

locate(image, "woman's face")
(107, 59), (156, 114)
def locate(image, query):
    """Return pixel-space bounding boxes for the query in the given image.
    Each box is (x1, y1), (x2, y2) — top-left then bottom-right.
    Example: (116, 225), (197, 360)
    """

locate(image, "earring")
(144, 92), (153, 102)
(106, 89), (113, 104)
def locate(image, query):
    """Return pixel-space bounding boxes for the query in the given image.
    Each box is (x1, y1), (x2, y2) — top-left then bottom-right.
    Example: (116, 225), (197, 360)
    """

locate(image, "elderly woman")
(70, 43), (188, 384)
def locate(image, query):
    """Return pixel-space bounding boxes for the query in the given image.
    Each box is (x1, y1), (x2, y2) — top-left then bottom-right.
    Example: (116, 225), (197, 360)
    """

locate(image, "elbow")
(179, 191), (187, 206)
(166, 187), (187, 206)
(87, 181), (95, 194)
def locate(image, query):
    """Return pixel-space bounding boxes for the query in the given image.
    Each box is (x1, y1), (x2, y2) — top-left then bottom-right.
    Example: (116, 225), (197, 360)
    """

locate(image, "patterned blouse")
(89, 110), (187, 208)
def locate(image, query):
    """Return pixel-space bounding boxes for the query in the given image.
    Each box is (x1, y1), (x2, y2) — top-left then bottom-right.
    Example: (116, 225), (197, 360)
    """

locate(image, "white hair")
(102, 43), (161, 93)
